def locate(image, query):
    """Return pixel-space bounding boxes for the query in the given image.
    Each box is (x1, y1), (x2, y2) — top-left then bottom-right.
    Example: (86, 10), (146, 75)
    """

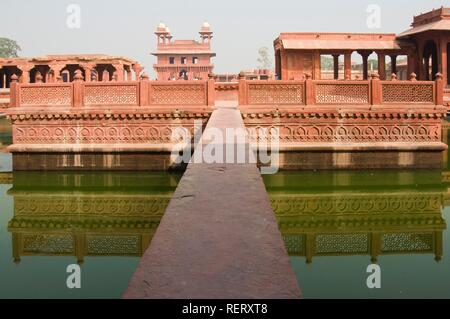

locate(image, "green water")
(264, 170), (450, 298)
(1, 117), (450, 298)
(0, 172), (180, 298)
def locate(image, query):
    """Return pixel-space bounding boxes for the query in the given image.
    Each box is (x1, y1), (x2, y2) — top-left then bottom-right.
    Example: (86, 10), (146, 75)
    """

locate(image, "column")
(390, 55), (397, 76)
(377, 52), (386, 80)
(113, 64), (124, 81)
(17, 65), (32, 83)
(332, 54), (339, 80)
(441, 38), (448, 86)
(49, 65), (65, 82)
(358, 51), (372, 80)
(81, 63), (95, 82)
(344, 52), (352, 80)
(417, 41), (424, 80)
(133, 64), (143, 81)
(407, 51), (417, 78)
(126, 66), (133, 81)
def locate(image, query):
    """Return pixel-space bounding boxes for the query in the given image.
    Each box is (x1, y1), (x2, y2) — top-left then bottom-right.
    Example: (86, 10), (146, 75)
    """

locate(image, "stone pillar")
(332, 54), (339, 80)
(344, 52), (352, 80)
(407, 52), (417, 78)
(102, 70), (110, 82)
(17, 65), (32, 83)
(377, 52), (386, 80)
(49, 65), (65, 82)
(113, 64), (124, 81)
(126, 67), (133, 81)
(417, 41), (424, 80)
(440, 38), (448, 86)
(80, 63), (95, 82)
(358, 51), (372, 80)
(133, 64), (143, 81)
(35, 71), (43, 83)
(390, 55), (397, 76)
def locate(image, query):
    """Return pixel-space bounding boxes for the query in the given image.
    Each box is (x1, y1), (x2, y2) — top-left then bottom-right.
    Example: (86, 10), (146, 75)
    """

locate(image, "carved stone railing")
(9, 74), (215, 108)
(5, 74), (214, 167)
(238, 73), (443, 106)
(239, 80), (305, 106)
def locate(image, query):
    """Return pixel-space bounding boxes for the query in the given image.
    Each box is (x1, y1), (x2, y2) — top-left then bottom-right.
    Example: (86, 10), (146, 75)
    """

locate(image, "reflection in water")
(8, 172), (179, 263)
(267, 171), (446, 262)
(264, 170), (450, 298)
(0, 172), (180, 298)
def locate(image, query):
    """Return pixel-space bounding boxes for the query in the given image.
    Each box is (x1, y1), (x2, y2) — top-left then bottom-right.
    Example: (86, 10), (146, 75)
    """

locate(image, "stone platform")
(123, 108), (301, 299)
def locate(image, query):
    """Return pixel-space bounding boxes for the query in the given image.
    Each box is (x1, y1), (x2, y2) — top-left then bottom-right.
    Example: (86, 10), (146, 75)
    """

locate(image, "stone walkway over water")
(123, 105), (301, 298)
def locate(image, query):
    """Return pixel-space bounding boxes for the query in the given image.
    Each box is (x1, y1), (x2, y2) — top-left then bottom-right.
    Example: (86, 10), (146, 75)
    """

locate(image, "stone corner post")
(9, 74), (20, 107)
(73, 70), (84, 107)
(435, 73), (444, 106)
(238, 72), (247, 106)
(139, 73), (150, 106)
(304, 73), (314, 106)
(207, 74), (215, 107)
(370, 73), (381, 105)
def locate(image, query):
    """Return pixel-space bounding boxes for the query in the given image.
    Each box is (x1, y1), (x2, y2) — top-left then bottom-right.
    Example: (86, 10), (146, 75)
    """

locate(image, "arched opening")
(351, 52), (362, 80)
(0, 66), (21, 88)
(423, 40), (438, 81)
(59, 65), (85, 82)
(179, 69), (188, 80)
(30, 65), (50, 83)
(367, 52), (378, 76)
(95, 64), (115, 82)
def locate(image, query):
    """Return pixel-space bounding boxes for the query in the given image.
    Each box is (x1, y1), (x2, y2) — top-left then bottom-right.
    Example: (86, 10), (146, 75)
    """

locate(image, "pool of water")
(0, 172), (180, 298)
(1, 118), (450, 298)
(263, 170), (450, 298)
(260, 122), (450, 298)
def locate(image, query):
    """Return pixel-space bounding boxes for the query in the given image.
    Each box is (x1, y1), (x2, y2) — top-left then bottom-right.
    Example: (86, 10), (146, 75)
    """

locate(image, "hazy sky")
(0, 0), (446, 76)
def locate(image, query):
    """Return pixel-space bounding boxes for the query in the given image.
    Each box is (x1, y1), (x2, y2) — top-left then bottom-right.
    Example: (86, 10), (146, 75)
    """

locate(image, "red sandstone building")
(152, 22), (215, 81)
(274, 7), (450, 89)
(0, 54), (143, 87)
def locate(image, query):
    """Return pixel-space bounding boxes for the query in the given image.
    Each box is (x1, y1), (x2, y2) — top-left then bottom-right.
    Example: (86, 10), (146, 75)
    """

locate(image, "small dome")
(158, 22), (166, 29)
(202, 21), (210, 29)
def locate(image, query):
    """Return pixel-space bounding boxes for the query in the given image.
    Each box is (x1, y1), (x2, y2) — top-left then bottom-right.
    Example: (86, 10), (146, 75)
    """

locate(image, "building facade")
(0, 54), (143, 88)
(152, 22), (215, 81)
(274, 7), (450, 86)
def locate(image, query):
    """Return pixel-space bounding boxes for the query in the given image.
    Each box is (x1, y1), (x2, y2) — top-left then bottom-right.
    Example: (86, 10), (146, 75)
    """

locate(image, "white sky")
(0, 0), (447, 77)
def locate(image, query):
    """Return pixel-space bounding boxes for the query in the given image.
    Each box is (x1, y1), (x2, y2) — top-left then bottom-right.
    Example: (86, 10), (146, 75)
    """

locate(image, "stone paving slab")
(123, 107), (301, 299)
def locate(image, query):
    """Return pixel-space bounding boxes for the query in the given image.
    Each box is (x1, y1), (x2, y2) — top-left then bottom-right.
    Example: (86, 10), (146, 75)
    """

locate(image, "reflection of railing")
(238, 75), (443, 106)
(9, 78), (215, 108)
(6, 172), (178, 263)
(8, 193), (171, 263)
(272, 191), (446, 263)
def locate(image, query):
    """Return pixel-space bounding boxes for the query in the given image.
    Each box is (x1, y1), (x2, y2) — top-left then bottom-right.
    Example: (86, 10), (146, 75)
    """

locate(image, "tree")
(257, 47), (272, 69)
(0, 38), (21, 58)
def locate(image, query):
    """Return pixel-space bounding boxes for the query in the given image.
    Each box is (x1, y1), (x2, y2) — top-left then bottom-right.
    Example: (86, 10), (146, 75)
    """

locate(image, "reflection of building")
(274, 7), (450, 88)
(6, 172), (179, 264)
(152, 22), (215, 81)
(266, 171), (447, 263)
